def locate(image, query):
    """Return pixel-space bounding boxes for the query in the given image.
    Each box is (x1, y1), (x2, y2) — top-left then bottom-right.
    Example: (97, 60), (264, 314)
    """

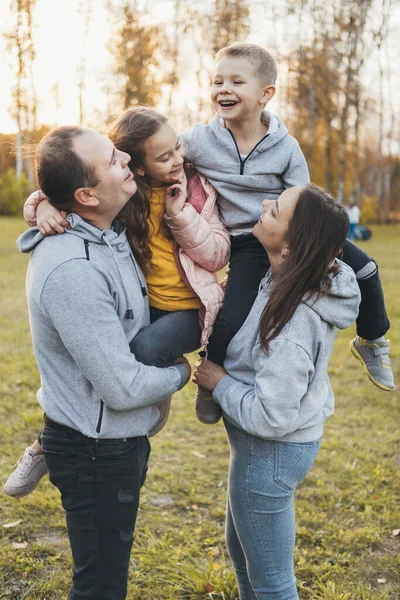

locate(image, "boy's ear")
(74, 187), (99, 208)
(260, 85), (276, 106)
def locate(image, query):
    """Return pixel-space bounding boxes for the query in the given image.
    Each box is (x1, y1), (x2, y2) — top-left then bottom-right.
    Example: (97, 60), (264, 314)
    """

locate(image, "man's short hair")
(36, 126), (100, 211)
(215, 43), (278, 86)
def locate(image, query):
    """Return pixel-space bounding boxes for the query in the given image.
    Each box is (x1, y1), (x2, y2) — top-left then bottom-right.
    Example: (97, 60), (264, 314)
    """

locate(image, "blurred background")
(0, 0), (399, 223)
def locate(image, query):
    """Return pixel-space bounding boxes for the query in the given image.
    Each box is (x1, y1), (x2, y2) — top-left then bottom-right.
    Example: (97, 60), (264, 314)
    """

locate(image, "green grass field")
(0, 218), (399, 600)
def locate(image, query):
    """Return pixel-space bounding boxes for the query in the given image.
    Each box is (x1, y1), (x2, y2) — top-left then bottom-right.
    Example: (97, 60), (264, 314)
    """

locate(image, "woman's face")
(253, 187), (301, 258)
(140, 122), (185, 185)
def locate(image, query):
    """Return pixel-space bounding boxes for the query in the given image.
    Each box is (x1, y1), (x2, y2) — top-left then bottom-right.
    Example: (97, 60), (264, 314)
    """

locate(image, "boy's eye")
(213, 81), (222, 85)
(233, 81), (244, 85)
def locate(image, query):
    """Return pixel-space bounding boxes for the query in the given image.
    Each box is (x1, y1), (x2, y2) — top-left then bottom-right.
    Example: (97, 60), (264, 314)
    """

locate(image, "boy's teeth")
(220, 101), (236, 106)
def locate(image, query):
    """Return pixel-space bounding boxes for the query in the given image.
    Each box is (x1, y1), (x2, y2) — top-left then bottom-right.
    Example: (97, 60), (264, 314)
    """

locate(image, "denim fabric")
(129, 306), (201, 367)
(207, 234), (389, 367)
(40, 425), (150, 600)
(224, 419), (321, 600)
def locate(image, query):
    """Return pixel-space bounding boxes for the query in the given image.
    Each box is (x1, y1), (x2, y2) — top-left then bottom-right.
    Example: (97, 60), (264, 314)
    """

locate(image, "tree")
(108, 1), (164, 112)
(209, 0), (250, 56)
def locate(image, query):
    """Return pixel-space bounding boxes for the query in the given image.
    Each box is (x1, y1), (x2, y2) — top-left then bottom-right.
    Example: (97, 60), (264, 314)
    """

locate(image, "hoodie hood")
(17, 213), (142, 321)
(303, 261), (361, 329)
(209, 110), (289, 155)
(17, 213), (130, 257)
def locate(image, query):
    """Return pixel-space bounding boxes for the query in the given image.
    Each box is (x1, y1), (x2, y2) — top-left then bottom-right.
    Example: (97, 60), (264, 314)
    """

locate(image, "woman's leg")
(225, 419), (321, 600)
(226, 497), (257, 600)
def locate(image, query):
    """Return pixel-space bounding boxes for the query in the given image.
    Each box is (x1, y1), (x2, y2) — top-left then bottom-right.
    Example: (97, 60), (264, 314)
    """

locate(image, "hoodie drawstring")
(101, 234), (137, 320)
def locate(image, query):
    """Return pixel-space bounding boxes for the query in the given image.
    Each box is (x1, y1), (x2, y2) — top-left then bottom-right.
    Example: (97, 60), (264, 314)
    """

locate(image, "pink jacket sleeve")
(23, 191), (47, 227)
(164, 202), (230, 272)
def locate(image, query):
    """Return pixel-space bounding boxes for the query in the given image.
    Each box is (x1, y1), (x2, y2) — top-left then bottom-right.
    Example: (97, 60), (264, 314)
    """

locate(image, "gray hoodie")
(17, 215), (187, 439)
(181, 111), (310, 235)
(213, 261), (361, 442)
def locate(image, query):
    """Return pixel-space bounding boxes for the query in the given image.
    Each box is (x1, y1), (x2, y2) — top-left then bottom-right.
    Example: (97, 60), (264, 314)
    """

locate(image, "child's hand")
(37, 200), (70, 236)
(165, 172), (188, 217)
(192, 359), (227, 392)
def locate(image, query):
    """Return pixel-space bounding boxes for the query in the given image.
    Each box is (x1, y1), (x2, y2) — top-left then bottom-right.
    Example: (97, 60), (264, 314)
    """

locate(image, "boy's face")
(211, 56), (275, 123)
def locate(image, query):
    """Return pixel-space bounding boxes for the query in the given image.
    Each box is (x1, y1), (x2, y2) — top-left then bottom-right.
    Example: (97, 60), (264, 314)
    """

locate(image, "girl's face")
(139, 122), (185, 185)
(253, 187), (301, 258)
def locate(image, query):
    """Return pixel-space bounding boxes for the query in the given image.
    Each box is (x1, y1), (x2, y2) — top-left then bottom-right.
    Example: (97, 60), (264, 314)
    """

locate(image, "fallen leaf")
(3, 520), (22, 528)
(191, 451), (205, 459)
(11, 541), (28, 549)
(208, 546), (220, 557)
(377, 578), (386, 584)
(203, 583), (213, 593)
(392, 529), (400, 537)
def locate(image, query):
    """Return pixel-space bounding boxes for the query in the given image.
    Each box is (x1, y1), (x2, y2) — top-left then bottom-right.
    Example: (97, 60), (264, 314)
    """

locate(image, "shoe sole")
(350, 341), (394, 392)
(196, 414), (222, 425)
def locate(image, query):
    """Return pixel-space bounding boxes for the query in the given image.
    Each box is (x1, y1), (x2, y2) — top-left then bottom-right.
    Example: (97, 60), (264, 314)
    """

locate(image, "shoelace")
(12, 451), (40, 477)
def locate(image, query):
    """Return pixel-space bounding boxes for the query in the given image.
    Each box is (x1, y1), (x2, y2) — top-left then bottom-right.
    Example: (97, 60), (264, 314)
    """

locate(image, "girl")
(194, 184), (361, 599)
(5, 107), (230, 499)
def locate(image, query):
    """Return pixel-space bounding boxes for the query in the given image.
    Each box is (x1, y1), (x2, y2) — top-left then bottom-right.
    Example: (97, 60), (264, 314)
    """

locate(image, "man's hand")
(173, 356), (191, 386)
(164, 172), (188, 217)
(193, 359), (227, 392)
(37, 200), (70, 236)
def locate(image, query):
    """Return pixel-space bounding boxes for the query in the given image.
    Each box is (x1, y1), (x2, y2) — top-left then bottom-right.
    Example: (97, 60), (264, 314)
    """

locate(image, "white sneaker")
(4, 447), (48, 498)
(350, 337), (395, 391)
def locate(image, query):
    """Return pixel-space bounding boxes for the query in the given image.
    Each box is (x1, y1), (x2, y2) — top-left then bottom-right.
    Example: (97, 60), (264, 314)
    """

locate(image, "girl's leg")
(225, 419), (321, 600)
(130, 308), (201, 367)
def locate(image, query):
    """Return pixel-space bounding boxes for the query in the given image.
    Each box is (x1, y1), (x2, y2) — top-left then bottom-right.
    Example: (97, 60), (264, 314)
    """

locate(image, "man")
(16, 126), (190, 600)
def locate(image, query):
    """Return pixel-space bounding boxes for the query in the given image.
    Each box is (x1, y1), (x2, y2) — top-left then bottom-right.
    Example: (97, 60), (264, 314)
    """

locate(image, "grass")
(0, 218), (399, 600)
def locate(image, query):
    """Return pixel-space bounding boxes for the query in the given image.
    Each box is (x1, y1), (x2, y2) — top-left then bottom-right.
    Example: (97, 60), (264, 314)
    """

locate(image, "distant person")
(347, 202), (361, 240)
(8, 125), (194, 600)
(181, 42), (394, 410)
(194, 185), (361, 600)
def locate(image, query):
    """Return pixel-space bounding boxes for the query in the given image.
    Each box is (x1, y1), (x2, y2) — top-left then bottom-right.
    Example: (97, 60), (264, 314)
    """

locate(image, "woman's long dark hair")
(259, 184), (350, 352)
(108, 107), (168, 274)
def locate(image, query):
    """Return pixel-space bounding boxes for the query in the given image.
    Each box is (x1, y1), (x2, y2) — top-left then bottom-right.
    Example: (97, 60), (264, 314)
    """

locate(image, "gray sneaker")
(350, 337), (395, 391)
(195, 387), (222, 424)
(4, 448), (48, 498)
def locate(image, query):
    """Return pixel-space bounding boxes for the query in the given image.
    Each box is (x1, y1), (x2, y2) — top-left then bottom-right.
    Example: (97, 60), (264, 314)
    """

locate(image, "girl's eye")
(160, 157), (169, 163)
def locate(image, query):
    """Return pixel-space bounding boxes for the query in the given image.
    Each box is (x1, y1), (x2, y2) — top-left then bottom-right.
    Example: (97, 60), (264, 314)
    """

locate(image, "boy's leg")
(196, 234), (271, 424)
(40, 424), (150, 600)
(342, 240), (394, 391)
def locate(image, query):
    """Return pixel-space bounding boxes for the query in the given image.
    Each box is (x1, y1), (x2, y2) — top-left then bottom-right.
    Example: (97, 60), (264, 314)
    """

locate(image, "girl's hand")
(192, 359), (227, 392)
(37, 200), (70, 236)
(165, 172), (188, 217)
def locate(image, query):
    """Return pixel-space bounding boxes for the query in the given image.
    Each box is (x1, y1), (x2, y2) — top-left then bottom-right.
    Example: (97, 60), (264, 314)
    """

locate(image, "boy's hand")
(193, 359), (227, 392)
(37, 200), (70, 236)
(165, 172), (188, 217)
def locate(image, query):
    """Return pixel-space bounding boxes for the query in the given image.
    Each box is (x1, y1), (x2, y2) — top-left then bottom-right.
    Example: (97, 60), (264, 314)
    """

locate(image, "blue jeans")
(40, 422), (150, 600)
(129, 306), (202, 366)
(224, 419), (321, 600)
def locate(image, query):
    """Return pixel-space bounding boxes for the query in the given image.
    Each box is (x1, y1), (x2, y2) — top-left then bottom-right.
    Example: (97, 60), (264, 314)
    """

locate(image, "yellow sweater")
(146, 187), (201, 311)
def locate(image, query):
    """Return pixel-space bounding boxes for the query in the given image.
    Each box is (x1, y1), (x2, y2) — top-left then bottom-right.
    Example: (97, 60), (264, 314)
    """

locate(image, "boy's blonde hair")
(215, 43), (277, 86)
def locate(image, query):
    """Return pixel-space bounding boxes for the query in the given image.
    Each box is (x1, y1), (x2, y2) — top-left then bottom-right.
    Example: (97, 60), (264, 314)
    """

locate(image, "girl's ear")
(135, 166), (145, 177)
(281, 246), (290, 259)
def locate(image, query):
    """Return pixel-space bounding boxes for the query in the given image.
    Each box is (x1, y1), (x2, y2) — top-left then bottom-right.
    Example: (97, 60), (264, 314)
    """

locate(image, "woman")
(194, 184), (361, 600)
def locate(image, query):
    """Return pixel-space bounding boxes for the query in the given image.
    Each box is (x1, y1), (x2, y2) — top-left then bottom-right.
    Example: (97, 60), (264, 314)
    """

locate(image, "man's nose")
(121, 151), (131, 167)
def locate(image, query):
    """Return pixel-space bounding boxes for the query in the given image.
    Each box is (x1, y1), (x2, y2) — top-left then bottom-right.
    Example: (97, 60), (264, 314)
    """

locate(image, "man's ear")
(260, 85), (276, 106)
(74, 187), (99, 208)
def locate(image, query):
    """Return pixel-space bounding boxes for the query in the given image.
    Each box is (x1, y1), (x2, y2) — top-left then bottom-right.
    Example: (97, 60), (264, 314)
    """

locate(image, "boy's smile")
(211, 56), (274, 124)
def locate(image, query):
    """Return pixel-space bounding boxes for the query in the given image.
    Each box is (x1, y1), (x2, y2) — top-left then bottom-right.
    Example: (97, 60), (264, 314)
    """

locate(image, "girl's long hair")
(108, 106), (168, 273)
(259, 184), (350, 352)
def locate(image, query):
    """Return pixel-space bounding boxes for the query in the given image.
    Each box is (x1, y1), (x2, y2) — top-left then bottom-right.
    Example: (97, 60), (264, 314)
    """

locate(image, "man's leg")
(40, 424), (150, 600)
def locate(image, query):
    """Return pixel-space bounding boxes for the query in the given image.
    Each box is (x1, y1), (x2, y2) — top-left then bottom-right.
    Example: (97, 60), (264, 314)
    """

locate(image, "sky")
(0, 0), (399, 135)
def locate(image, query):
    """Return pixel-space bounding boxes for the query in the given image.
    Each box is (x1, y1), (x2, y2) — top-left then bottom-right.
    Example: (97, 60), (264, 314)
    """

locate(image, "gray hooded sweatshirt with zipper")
(213, 261), (361, 443)
(17, 214), (187, 439)
(181, 111), (310, 235)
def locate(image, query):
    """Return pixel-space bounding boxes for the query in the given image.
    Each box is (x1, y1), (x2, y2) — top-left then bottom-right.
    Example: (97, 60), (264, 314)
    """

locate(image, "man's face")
(73, 129), (137, 217)
(211, 56), (273, 123)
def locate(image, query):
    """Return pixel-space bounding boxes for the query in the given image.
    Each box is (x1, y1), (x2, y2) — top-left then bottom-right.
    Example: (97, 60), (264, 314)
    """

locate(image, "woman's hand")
(193, 359), (227, 392)
(37, 200), (70, 236)
(164, 172), (188, 217)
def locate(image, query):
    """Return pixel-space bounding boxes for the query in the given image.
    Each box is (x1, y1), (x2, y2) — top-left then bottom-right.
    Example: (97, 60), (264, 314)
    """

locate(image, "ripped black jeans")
(39, 423), (150, 600)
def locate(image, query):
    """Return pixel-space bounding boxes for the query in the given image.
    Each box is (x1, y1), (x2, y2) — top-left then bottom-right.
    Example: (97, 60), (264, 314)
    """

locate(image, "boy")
(182, 43), (393, 424)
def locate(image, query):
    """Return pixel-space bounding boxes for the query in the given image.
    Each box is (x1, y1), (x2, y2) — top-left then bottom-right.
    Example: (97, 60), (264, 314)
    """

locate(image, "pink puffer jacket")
(164, 172), (230, 347)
